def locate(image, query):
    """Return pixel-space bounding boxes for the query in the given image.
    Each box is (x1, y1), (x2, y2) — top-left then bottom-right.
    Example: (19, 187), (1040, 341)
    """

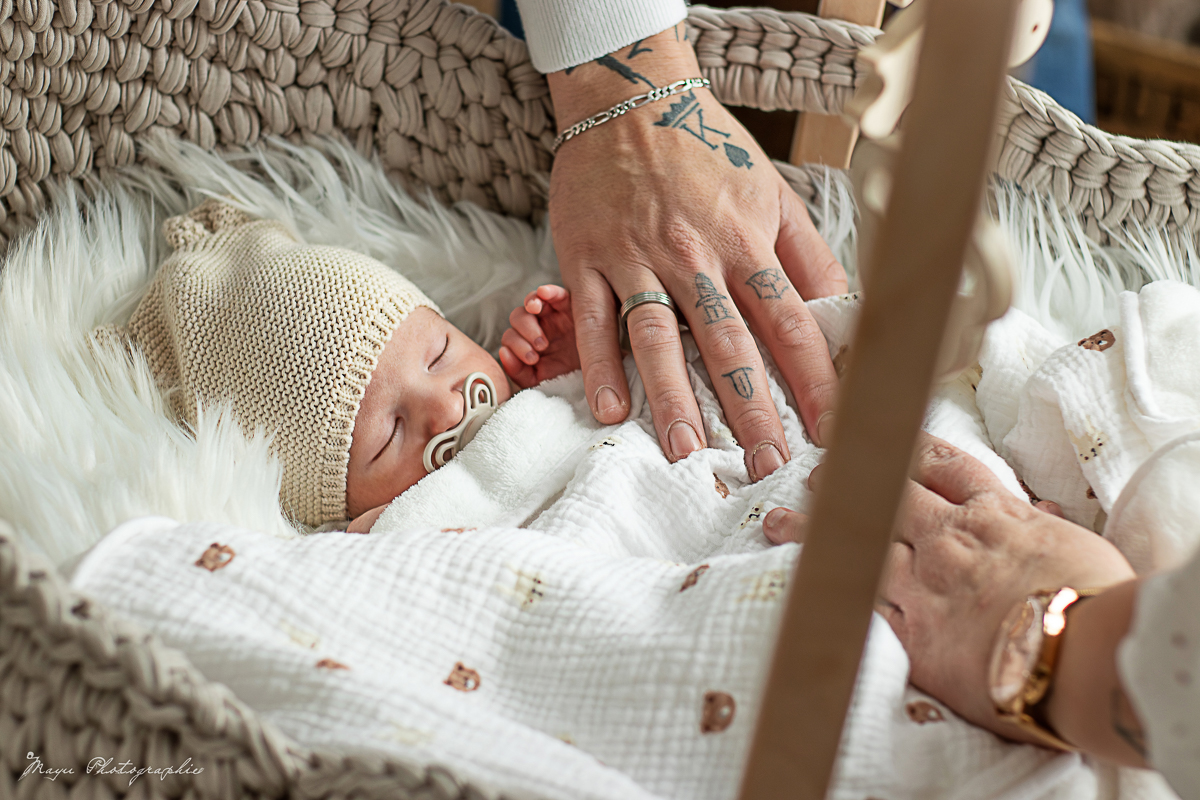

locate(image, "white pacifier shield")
(422, 372), (499, 473)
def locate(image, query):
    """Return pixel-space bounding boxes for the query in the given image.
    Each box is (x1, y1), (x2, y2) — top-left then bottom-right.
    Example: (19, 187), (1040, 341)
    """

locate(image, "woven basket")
(3, 2), (1200, 797)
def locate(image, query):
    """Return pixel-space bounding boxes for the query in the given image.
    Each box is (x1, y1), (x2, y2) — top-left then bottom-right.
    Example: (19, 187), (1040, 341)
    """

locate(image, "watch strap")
(993, 587), (1100, 751)
(997, 709), (1078, 751)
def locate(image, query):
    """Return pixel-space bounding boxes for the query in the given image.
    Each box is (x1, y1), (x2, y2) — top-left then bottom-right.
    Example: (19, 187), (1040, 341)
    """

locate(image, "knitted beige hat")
(127, 198), (439, 526)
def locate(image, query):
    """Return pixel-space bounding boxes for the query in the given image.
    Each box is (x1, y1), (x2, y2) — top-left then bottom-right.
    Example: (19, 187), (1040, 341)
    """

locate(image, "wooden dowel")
(737, 0), (1020, 798)
(789, 0), (887, 168)
(818, 0), (887, 27)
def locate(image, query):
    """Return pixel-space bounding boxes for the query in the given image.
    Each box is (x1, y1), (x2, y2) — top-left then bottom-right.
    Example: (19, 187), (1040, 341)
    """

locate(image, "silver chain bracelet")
(551, 77), (711, 153)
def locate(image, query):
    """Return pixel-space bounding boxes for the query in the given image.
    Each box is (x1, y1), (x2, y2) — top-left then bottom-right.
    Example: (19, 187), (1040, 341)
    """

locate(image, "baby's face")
(346, 307), (511, 517)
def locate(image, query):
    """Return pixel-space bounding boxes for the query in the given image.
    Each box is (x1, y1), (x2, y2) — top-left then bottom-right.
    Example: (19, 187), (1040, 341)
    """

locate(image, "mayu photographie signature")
(21, 752), (204, 785)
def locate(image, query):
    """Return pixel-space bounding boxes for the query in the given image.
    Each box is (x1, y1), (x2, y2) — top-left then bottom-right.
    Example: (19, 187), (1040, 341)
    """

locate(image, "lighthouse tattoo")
(695, 274), (734, 324)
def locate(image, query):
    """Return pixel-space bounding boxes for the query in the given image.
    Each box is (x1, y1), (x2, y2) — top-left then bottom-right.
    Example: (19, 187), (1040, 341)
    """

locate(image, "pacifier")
(422, 372), (499, 473)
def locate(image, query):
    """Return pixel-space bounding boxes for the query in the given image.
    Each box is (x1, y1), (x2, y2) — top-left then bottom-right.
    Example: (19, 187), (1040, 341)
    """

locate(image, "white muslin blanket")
(69, 295), (1164, 800)
(979, 279), (1200, 572)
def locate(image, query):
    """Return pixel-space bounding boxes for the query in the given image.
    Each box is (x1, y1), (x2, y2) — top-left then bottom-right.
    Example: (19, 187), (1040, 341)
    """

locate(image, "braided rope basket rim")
(0, 0), (1195, 251)
(4, 2), (1200, 797)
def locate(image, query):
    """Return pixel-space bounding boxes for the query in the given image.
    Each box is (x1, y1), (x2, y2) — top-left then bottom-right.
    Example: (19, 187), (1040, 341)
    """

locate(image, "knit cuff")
(319, 291), (426, 526)
(513, 0), (687, 73)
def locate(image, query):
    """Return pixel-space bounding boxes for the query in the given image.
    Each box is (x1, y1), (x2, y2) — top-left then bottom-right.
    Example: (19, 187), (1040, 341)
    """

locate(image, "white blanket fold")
(980, 280), (1200, 572)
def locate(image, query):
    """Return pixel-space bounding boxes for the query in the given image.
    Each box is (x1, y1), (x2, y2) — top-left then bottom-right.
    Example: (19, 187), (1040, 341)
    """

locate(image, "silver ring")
(619, 291), (677, 349)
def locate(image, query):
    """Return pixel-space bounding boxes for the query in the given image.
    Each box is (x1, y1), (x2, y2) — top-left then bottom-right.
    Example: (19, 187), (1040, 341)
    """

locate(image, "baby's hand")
(500, 285), (581, 388)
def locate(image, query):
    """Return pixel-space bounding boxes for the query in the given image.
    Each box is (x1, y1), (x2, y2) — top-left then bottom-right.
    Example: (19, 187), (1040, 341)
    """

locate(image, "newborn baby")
(346, 283), (580, 532)
(127, 198), (589, 531)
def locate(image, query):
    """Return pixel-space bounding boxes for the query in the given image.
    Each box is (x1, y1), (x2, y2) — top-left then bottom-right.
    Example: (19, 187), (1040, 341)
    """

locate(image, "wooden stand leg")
(819, 0), (888, 26)
(789, 0), (887, 168)
(789, 114), (861, 169)
(737, 0), (1021, 798)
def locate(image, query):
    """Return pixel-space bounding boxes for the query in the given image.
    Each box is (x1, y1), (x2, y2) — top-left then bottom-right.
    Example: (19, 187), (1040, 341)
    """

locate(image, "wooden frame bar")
(738, 0), (1021, 797)
(789, 0), (887, 168)
(1092, 18), (1200, 144)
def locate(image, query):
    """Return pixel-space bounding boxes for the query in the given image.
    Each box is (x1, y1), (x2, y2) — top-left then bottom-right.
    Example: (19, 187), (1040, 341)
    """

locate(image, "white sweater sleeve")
(1118, 546), (1200, 799)
(513, 0), (688, 74)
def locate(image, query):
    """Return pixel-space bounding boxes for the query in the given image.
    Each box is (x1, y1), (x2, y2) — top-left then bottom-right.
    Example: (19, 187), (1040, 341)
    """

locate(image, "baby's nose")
(432, 386), (467, 436)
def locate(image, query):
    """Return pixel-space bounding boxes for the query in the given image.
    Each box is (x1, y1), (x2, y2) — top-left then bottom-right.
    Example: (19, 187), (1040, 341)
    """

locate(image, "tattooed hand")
(546, 23), (845, 479)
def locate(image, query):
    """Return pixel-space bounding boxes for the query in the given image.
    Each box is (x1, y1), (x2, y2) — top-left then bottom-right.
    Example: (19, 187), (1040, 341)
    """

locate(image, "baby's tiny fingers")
(1035, 500), (1065, 518)
(501, 328), (540, 365)
(509, 306), (548, 351)
(499, 346), (536, 388)
(537, 284), (569, 302)
(524, 296), (545, 315)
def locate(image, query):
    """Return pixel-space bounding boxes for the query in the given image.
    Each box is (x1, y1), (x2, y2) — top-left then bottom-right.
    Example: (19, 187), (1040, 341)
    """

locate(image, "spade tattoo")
(724, 143), (753, 169)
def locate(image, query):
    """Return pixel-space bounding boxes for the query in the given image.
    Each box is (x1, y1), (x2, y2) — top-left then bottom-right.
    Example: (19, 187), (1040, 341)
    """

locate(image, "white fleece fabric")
(977, 279), (1200, 799)
(70, 295), (1145, 800)
(513, 0), (686, 73)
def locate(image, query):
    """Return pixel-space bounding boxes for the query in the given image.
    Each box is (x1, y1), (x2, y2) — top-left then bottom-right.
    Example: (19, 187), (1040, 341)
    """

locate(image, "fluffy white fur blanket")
(2, 134), (862, 564)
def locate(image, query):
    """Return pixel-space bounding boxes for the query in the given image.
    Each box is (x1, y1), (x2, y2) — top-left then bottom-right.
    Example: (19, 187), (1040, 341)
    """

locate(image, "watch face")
(989, 598), (1043, 710)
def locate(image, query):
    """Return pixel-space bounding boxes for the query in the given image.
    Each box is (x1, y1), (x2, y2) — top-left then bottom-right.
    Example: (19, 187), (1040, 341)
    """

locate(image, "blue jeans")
(1023, 0), (1096, 123)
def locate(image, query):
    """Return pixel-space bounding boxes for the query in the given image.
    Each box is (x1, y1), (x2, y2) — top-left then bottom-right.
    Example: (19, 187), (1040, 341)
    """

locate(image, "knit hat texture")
(127, 198), (439, 526)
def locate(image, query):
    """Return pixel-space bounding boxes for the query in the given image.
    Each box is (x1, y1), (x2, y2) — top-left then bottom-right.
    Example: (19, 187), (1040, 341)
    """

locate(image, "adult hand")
(546, 24), (845, 480)
(765, 437), (1149, 763)
(875, 437), (1136, 741)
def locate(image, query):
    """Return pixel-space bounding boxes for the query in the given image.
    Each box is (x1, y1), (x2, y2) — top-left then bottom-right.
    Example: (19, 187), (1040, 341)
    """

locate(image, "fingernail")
(807, 463), (824, 492)
(751, 442), (785, 481)
(668, 421), (702, 461)
(534, 337), (547, 351)
(815, 411), (836, 448)
(596, 385), (623, 419)
(762, 507), (788, 538)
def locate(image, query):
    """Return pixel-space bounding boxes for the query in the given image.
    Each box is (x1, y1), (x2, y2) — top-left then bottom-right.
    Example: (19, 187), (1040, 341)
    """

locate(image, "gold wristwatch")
(987, 586), (1097, 751)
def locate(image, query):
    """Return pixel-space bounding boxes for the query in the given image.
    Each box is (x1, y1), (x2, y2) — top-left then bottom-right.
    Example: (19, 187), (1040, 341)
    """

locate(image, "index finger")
(910, 434), (1004, 506)
(570, 267), (633, 426)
